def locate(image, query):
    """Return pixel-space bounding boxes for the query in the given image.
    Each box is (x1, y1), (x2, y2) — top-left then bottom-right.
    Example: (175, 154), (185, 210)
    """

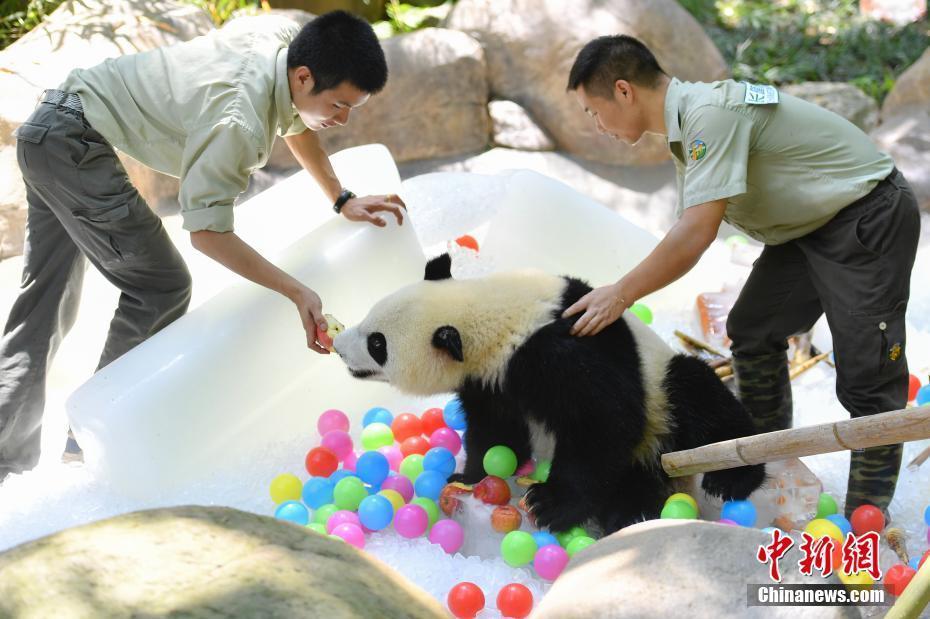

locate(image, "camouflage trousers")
(727, 168), (920, 517)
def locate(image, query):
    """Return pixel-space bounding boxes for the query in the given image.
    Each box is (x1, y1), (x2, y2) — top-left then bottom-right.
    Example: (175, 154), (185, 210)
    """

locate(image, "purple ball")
(429, 427), (462, 456)
(381, 474), (414, 502)
(533, 544), (569, 581)
(317, 409), (349, 436)
(331, 523), (365, 548)
(394, 504), (429, 538)
(718, 518), (739, 526)
(428, 519), (464, 554)
(326, 510), (361, 535)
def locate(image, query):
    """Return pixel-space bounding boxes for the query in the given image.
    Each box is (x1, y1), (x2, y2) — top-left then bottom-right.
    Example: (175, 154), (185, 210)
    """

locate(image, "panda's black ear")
(424, 253), (452, 281)
(432, 326), (464, 362)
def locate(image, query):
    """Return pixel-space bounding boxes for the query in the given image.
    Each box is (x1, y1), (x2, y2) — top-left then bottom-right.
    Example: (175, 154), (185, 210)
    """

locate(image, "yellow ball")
(838, 570), (873, 588)
(379, 489), (405, 513)
(804, 518), (844, 542)
(269, 473), (303, 504)
(665, 492), (699, 513)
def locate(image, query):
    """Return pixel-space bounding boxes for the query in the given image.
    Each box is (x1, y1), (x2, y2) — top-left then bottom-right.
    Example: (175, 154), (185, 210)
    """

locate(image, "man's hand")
(562, 282), (630, 337)
(288, 284), (330, 354)
(340, 194), (406, 227)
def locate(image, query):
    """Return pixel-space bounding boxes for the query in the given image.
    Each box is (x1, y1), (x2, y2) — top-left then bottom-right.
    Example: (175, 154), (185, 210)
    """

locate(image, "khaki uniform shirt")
(62, 15), (308, 233)
(664, 78), (893, 244)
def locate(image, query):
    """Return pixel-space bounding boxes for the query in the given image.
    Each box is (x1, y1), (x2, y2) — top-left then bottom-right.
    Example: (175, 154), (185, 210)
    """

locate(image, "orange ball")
(305, 446), (338, 477)
(448, 582), (484, 619)
(455, 234), (479, 252)
(908, 374), (922, 401)
(392, 413), (424, 443)
(421, 407), (447, 436)
(496, 583), (533, 619)
(400, 435), (431, 457)
(850, 505), (885, 535)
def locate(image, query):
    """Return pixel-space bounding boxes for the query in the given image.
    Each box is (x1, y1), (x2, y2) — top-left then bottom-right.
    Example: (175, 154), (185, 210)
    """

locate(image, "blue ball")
(302, 477), (334, 509)
(918, 385), (930, 406)
(443, 398), (467, 431)
(422, 447), (456, 478)
(910, 557), (921, 571)
(356, 451), (390, 486)
(275, 500), (309, 525)
(329, 469), (357, 485)
(826, 514), (853, 538)
(924, 505), (930, 528)
(358, 494), (394, 531)
(367, 483), (382, 495)
(414, 469), (448, 501)
(533, 531), (560, 548)
(721, 500), (757, 527)
(363, 406), (394, 427)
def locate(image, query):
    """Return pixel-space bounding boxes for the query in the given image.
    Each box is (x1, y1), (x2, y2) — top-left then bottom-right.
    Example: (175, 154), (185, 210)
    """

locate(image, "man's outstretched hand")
(341, 194), (406, 227)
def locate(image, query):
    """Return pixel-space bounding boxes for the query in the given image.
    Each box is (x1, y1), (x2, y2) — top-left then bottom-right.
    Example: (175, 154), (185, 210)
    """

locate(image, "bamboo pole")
(884, 557), (930, 619)
(788, 350), (831, 380)
(661, 405), (930, 477)
(907, 444), (930, 471)
(674, 330), (727, 358)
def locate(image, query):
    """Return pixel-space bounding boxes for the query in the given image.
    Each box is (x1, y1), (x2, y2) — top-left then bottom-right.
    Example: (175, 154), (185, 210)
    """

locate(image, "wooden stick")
(714, 365), (733, 378)
(661, 405), (930, 477)
(708, 357), (732, 370)
(788, 350), (831, 380)
(674, 330), (727, 358)
(906, 444), (930, 471)
(885, 556), (930, 619)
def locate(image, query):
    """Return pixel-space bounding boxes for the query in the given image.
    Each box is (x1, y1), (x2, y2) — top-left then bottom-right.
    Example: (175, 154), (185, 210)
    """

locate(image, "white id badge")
(743, 82), (779, 105)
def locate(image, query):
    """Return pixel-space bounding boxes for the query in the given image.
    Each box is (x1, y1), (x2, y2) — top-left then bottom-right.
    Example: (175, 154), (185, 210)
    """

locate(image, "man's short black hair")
(287, 10), (388, 95)
(567, 35), (666, 98)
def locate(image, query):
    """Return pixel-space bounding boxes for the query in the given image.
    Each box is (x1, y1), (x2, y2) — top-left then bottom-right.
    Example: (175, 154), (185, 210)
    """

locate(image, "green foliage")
(182, 0), (259, 26)
(680, 0), (930, 103)
(372, 0), (453, 38)
(0, 0), (65, 49)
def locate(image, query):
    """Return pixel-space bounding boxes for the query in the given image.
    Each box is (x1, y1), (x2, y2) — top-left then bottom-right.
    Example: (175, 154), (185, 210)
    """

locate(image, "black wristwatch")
(333, 188), (356, 214)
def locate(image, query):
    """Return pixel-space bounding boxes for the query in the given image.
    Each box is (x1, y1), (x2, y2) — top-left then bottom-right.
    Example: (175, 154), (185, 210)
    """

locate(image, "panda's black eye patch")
(367, 332), (387, 366)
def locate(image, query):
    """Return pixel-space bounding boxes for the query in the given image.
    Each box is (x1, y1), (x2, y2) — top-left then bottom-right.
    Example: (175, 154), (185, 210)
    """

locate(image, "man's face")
(575, 82), (645, 145)
(291, 67), (370, 131)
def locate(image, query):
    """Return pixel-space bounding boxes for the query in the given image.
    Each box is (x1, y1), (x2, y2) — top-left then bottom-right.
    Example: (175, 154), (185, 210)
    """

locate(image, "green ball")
(333, 477), (367, 511)
(501, 531), (538, 567)
(555, 526), (587, 547)
(629, 303), (653, 325)
(329, 534), (346, 543)
(816, 493), (838, 519)
(313, 503), (339, 525)
(400, 454), (424, 482)
(660, 500), (698, 519)
(305, 523), (327, 535)
(411, 497), (440, 528)
(566, 535), (596, 557)
(725, 234), (749, 247)
(483, 445), (518, 478)
(361, 422), (394, 451)
(529, 460), (551, 482)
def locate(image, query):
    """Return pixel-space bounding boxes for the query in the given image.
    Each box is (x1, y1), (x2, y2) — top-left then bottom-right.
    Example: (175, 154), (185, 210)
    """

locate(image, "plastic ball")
(496, 583), (533, 619)
(443, 398), (468, 430)
(725, 234), (749, 247)
(394, 504), (429, 538)
(483, 445), (518, 478)
(429, 518), (464, 554)
(302, 477), (334, 509)
(355, 450), (390, 486)
(400, 435), (431, 457)
(305, 522), (327, 535)
(660, 500), (698, 519)
(529, 460), (551, 482)
(328, 469), (357, 485)
(331, 523), (365, 549)
(378, 445), (404, 471)
(909, 557), (921, 571)
(717, 519), (739, 526)
(850, 505), (885, 535)
(392, 413), (424, 443)
(534, 544), (570, 581)
(421, 407), (447, 436)
(566, 536), (596, 557)
(411, 497), (440, 528)
(455, 234), (479, 252)
(363, 406), (393, 427)
(804, 518), (845, 542)
(333, 477), (368, 511)
(381, 475), (415, 502)
(360, 422), (394, 451)
(917, 384), (930, 406)
(429, 427), (463, 455)
(815, 493), (838, 518)
(555, 526), (587, 547)
(305, 446), (339, 477)
(884, 564), (917, 596)
(343, 450), (358, 472)
(400, 454), (425, 482)
(533, 531), (560, 548)
(665, 492), (698, 513)
(317, 409), (349, 436)
(501, 531), (538, 567)
(414, 469), (448, 501)
(447, 582), (484, 619)
(629, 303), (653, 325)
(825, 514), (853, 538)
(358, 494), (394, 531)
(423, 447), (457, 478)
(909, 374), (922, 402)
(721, 500), (757, 527)
(325, 510), (361, 534)
(269, 473), (303, 504)
(321, 430), (354, 461)
(274, 501), (309, 525)
(515, 460), (535, 476)
(379, 489), (406, 513)
(924, 504), (930, 527)
(313, 503), (339, 525)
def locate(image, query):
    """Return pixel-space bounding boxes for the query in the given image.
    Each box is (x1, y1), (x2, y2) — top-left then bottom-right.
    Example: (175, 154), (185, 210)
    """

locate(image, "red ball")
(850, 504), (885, 535)
(496, 583), (533, 618)
(420, 407), (447, 436)
(448, 582), (484, 618)
(305, 446), (338, 477)
(908, 374), (922, 402)
(400, 435), (431, 457)
(884, 564), (917, 596)
(392, 413), (424, 443)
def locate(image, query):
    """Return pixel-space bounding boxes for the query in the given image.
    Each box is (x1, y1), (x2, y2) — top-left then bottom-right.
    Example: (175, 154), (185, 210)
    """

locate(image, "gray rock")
(489, 100), (555, 151)
(0, 505), (446, 618)
(872, 108), (930, 213)
(445, 0), (728, 167)
(882, 48), (930, 119)
(781, 82), (879, 132)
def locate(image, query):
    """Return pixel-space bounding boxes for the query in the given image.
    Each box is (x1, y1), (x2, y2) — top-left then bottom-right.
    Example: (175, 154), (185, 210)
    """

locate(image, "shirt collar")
(274, 47), (297, 131)
(664, 77), (683, 144)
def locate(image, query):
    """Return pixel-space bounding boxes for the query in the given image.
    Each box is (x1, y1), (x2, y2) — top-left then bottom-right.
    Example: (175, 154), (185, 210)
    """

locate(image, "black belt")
(40, 89), (83, 115)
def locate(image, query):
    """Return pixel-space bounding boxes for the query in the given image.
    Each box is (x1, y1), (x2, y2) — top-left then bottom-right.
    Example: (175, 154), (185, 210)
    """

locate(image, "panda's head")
(333, 254), (564, 395)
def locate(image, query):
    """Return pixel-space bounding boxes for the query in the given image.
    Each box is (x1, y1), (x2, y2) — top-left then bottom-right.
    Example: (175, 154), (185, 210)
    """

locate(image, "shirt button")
(879, 321), (887, 330)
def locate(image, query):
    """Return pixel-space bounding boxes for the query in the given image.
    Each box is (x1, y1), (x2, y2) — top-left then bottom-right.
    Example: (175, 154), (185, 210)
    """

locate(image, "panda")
(333, 254), (766, 534)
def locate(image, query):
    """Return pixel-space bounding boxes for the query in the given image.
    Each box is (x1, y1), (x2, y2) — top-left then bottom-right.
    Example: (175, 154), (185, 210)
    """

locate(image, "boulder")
(871, 108), (930, 212)
(781, 82), (879, 133)
(881, 47), (930, 118)
(489, 100), (555, 151)
(0, 505), (446, 618)
(445, 0), (728, 167)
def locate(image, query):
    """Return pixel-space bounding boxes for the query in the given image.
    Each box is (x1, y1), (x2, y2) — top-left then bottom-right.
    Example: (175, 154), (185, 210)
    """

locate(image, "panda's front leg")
(523, 442), (600, 532)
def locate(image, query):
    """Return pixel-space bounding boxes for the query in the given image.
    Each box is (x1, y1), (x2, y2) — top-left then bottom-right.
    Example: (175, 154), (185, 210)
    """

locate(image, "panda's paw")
(524, 482), (588, 532)
(447, 471), (484, 485)
(701, 463), (766, 500)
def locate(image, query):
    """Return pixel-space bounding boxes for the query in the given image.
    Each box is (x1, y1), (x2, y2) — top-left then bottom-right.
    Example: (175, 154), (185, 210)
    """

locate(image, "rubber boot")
(733, 351), (793, 434)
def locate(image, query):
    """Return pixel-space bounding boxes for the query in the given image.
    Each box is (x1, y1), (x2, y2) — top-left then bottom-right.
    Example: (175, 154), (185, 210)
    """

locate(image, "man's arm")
(564, 198), (728, 336)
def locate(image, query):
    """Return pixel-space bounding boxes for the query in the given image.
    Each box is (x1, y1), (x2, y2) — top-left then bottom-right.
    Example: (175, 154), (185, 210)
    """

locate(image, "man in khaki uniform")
(563, 35), (919, 518)
(0, 11), (404, 479)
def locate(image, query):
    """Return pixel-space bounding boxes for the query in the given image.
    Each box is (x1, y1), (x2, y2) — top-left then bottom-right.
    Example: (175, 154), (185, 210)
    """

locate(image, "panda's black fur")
(425, 255), (766, 534)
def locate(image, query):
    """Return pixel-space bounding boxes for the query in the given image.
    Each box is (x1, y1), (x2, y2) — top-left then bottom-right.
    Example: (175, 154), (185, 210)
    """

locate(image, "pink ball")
(326, 510), (361, 534)
(381, 474), (414, 502)
(533, 544), (569, 581)
(394, 504), (429, 538)
(718, 519), (739, 526)
(378, 445), (404, 471)
(430, 427), (462, 456)
(331, 523), (365, 548)
(322, 430), (354, 461)
(343, 450), (358, 472)
(318, 409), (349, 436)
(428, 519), (464, 554)
(515, 459), (535, 476)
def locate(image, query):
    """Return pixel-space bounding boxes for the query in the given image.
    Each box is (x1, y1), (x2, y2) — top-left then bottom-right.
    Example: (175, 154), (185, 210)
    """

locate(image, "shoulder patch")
(688, 139), (707, 162)
(743, 82), (779, 105)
